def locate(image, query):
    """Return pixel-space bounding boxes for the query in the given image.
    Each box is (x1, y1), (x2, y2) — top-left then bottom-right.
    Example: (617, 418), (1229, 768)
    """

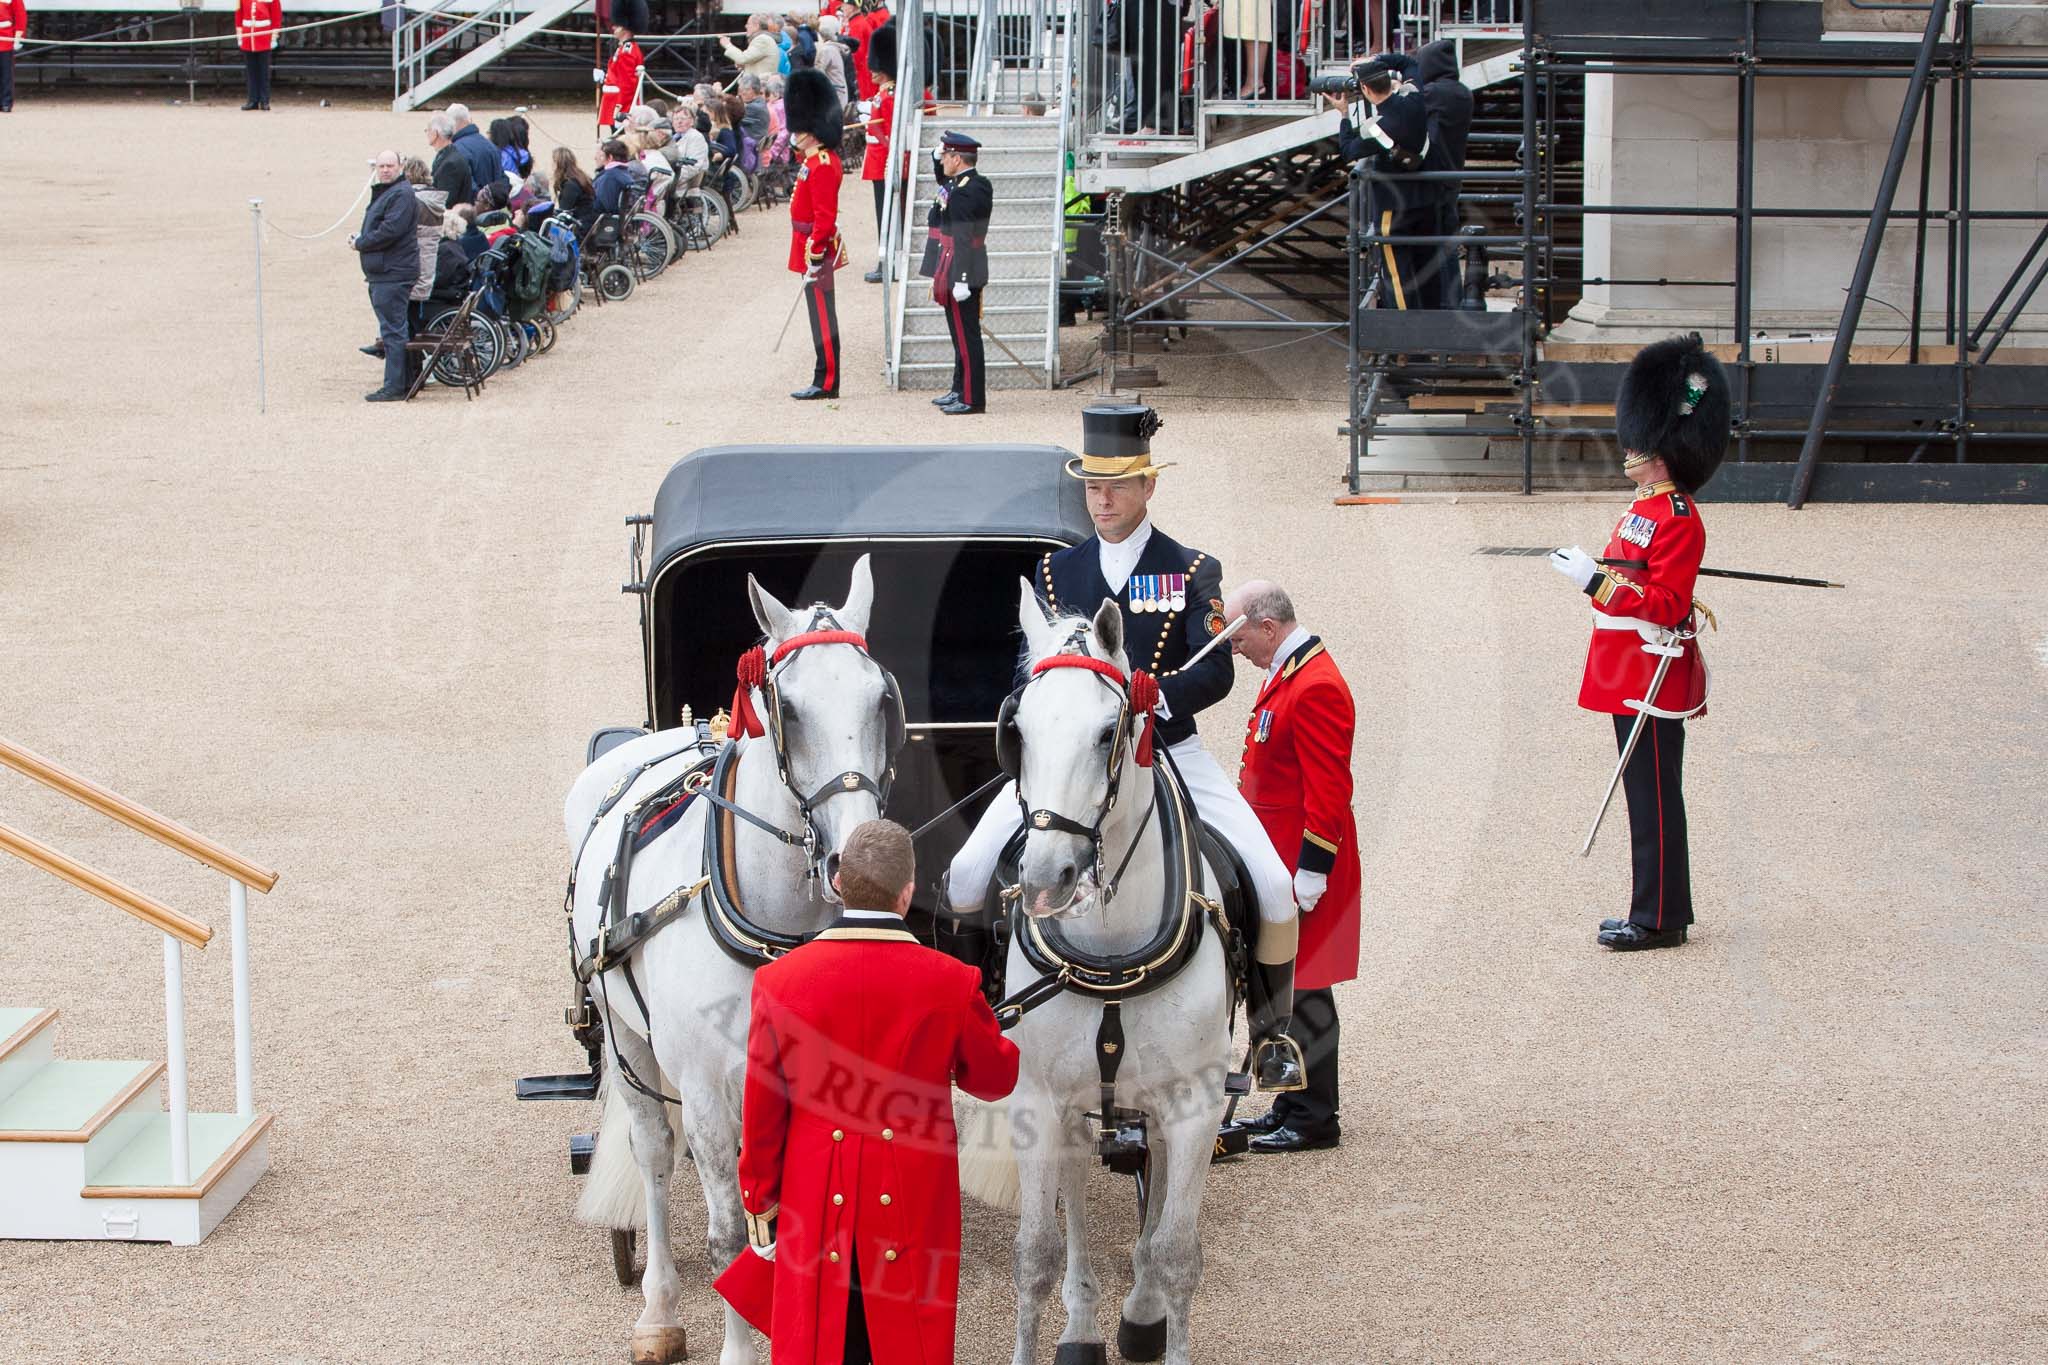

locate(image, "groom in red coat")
(1223, 580), (1361, 1154)
(718, 819), (1020, 1363)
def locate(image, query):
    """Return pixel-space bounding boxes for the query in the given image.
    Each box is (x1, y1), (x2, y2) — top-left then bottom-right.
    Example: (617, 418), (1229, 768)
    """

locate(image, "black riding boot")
(932, 872), (1000, 1005)
(1248, 958), (1307, 1093)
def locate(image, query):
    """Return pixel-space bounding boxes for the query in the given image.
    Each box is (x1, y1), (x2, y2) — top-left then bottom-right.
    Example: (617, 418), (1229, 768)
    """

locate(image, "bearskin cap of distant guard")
(784, 68), (843, 152)
(867, 20), (898, 81)
(1614, 332), (1731, 493)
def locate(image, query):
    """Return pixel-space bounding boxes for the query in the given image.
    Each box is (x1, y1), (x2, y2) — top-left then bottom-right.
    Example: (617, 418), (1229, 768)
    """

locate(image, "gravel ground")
(1, 100), (2045, 1365)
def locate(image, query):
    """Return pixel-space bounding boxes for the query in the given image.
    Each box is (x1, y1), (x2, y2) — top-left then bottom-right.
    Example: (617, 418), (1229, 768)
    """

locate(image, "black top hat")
(784, 68), (843, 153)
(1066, 404), (1174, 480)
(1615, 333), (1731, 493)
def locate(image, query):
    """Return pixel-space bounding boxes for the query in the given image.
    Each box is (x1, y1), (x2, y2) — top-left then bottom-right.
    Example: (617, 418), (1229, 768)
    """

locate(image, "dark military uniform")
(1338, 81), (1433, 310)
(933, 131), (993, 414)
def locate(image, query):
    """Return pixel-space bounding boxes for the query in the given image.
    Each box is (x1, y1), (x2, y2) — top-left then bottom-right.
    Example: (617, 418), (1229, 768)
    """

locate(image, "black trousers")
(244, 51), (272, 107)
(1614, 714), (1692, 931)
(871, 177), (885, 230)
(943, 286), (985, 407)
(843, 1250), (873, 1364)
(1271, 987), (1340, 1133)
(1370, 206), (1432, 311)
(1, 53), (15, 112)
(804, 276), (841, 392)
(1426, 193), (1463, 309)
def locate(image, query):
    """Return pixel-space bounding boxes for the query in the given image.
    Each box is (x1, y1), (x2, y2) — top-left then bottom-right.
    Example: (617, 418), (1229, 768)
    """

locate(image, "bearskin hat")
(1614, 332), (1731, 493)
(784, 68), (843, 153)
(867, 20), (898, 82)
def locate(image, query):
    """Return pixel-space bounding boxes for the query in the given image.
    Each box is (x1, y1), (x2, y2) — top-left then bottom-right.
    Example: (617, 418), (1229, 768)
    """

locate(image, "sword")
(771, 279), (811, 354)
(1580, 642), (1679, 857)
(1179, 614), (1248, 673)
(1475, 546), (1845, 589)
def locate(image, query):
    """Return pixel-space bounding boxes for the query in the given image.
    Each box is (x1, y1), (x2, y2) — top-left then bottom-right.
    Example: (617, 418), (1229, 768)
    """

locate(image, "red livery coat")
(859, 85), (894, 181)
(598, 38), (643, 129)
(1577, 481), (1708, 715)
(235, 0), (280, 53)
(1238, 639), (1362, 990)
(1, 0), (28, 55)
(788, 146), (846, 274)
(727, 919), (1020, 1365)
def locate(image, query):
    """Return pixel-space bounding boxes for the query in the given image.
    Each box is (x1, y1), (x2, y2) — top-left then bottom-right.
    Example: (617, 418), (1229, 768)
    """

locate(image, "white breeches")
(948, 736), (1298, 925)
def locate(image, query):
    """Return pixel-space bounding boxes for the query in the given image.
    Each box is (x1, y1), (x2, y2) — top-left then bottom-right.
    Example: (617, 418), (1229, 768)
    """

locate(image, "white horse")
(567, 556), (901, 1365)
(967, 584), (1235, 1365)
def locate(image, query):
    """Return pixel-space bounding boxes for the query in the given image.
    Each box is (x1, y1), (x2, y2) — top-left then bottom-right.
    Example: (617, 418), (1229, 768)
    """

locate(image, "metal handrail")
(0, 822), (211, 948)
(0, 738), (278, 892)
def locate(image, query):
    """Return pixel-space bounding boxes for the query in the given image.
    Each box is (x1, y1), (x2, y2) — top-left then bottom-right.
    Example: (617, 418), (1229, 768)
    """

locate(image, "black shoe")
(241, 100), (259, 111)
(789, 385), (838, 400)
(931, 391), (959, 406)
(1599, 917), (1626, 933)
(260, 102), (272, 110)
(1598, 923), (1688, 951)
(360, 343), (385, 358)
(1228, 1107), (1289, 1137)
(863, 267), (884, 284)
(364, 388), (406, 403)
(1248, 1123), (1340, 1154)
(938, 400), (984, 415)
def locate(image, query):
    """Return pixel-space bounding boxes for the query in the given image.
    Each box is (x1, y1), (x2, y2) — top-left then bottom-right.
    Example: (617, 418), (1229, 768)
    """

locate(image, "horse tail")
(576, 1068), (676, 1230)
(955, 1094), (1021, 1213)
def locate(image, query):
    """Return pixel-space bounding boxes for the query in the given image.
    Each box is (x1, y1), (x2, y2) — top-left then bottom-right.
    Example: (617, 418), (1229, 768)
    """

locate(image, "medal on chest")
(1255, 709), (1273, 743)
(1127, 573), (1188, 615)
(1617, 512), (1657, 549)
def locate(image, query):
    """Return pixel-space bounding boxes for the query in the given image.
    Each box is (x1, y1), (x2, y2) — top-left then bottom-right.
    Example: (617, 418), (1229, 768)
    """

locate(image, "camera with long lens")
(1307, 73), (1359, 98)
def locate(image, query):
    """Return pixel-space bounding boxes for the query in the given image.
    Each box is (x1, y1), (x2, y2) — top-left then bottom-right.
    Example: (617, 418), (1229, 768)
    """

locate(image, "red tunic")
(598, 39), (643, 128)
(235, 0), (279, 53)
(725, 920), (1020, 1365)
(859, 85), (894, 181)
(788, 145), (845, 274)
(846, 6), (888, 100)
(1, 0), (29, 54)
(1577, 481), (1709, 716)
(1237, 640), (1362, 991)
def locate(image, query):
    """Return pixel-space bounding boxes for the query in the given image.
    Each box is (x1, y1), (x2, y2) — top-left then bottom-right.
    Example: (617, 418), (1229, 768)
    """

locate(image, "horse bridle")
(1001, 625), (1159, 905)
(720, 607), (907, 869)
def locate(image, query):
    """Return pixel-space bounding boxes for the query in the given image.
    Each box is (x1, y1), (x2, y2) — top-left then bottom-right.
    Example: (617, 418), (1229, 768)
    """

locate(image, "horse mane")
(1019, 607), (1130, 686)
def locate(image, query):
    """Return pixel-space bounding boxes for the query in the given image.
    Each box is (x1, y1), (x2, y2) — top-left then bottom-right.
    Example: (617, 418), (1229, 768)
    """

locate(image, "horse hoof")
(629, 1324), (688, 1363)
(1118, 1315), (1168, 1361)
(1053, 1344), (1109, 1365)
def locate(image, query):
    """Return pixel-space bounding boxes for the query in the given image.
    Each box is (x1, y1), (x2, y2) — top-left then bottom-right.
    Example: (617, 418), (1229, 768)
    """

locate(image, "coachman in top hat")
(1551, 334), (1730, 951)
(786, 68), (849, 401)
(947, 404), (1309, 1091)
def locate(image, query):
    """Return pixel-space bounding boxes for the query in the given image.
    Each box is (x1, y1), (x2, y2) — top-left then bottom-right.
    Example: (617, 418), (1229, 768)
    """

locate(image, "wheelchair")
(578, 212), (640, 304)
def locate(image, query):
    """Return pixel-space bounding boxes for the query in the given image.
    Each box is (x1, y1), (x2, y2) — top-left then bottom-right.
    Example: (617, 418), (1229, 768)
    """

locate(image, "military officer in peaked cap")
(1550, 333), (1730, 951)
(931, 130), (994, 415)
(946, 404), (1308, 1091)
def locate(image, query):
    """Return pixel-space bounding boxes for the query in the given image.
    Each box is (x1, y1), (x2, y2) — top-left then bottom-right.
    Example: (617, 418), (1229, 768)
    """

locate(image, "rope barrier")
(16, 6), (383, 49)
(261, 175), (374, 241)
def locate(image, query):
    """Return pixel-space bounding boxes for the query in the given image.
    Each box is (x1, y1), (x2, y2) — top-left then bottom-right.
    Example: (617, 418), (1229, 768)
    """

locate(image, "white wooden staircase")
(0, 738), (280, 1246)
(0, 1008), (272, 1245)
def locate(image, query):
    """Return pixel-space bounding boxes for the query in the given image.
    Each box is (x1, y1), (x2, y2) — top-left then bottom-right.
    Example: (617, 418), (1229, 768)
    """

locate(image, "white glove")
(857, 99), (873, 116)
(804, 264), (821, 282)
(755, 1241), (776, 1262)
(1294, 868), (1327, 912)
(1152, 692), (1171, 720)
(952, 280), (970, 302)
(1549, 546), (1597, 591)
(593, 67), (606, 82)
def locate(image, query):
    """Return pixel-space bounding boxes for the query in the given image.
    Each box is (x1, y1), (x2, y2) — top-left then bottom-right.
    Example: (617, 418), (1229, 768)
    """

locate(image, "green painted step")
(0, 1059), (155, 1135)
(85, 1113), (262, 1191)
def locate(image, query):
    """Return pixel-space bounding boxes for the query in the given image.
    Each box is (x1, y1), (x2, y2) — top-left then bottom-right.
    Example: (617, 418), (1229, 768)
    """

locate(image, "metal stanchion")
(249, 198), (267, 414)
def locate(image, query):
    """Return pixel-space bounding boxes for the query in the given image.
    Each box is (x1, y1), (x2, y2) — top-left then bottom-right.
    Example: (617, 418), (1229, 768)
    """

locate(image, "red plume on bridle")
(731, 646), (768, 739)
(1129, 670), (1160, 767)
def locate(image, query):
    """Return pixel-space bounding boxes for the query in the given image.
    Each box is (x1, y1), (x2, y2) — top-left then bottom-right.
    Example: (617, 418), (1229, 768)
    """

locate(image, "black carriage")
(520, 443), (1090, 1169)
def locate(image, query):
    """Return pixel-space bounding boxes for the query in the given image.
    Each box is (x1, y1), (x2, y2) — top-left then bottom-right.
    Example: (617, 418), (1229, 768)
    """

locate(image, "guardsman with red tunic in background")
(1222, 580), (1361, 1154)
(785, 68), (847, 401)
(1, 0), (27, 114)
(845, 0), (889, 103)
(1550, 333), (1730, 952)
(854, 20), (897, 283)
(235, 0), (280, 110)
(596, 21), (643, 132)
(716, 820), (1020, 1365)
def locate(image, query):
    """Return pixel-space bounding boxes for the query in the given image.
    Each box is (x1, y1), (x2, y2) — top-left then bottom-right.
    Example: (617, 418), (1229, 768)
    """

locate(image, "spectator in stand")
(814, 14), (851, 106)
(788, 11), (818, 68)
(722, 13), (782, 83)
(593, 138), (638, 217)
(739, 74), (772, 145)
(350, 150), (420, 403)
(425, 113), (474, 207)
(553, 146), (596, 227)
(448, 103), (509, 204)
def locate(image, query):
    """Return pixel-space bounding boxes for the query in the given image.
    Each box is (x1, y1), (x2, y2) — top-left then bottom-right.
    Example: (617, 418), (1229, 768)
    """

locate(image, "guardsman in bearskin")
(717, 821), (1019, 1365)
(235, 0), (280, 110)
(785, 68), (848, 401)
(596, 19), (643, 133)
(1, 0), (28, 114)
(1222, 580), (1361, 1152)
(1550, 333), (1729, 951)
(932, 130), (993, 414)
(855, 20), (896, 283)
(946, 405), (1308, 1092)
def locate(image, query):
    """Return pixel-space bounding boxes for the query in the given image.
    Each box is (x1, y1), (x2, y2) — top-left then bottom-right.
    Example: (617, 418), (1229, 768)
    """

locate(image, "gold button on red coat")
(879, 1194), (891, 1206)
(884, 1249), (898, 1262)
(881, 1128), (894, 1140)
(832, 1129), (844, 1141)
(832, 1194), (844, 1206)
(829, 1251), (841, 1263)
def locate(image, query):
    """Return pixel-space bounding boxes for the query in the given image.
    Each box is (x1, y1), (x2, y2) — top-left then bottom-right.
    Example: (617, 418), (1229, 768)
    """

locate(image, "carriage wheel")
(610, 1228), (643, 1287)
(598, 263), (636, 303)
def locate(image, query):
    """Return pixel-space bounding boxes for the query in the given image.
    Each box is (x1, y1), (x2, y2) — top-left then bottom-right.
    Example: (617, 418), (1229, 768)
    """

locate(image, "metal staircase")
(392, 0), (586, 113)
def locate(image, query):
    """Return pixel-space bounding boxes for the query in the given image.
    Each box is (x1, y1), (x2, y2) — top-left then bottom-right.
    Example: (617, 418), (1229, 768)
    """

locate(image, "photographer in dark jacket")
(1380, 42), (1472, 307)
(352, 150), (421, 402)
(1327, 57), (1431, 310)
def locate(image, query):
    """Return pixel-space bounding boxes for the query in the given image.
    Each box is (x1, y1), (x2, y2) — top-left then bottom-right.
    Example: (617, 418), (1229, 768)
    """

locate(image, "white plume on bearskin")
(1615, 332), (1733, 493)
(784, 66), (843, 153)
